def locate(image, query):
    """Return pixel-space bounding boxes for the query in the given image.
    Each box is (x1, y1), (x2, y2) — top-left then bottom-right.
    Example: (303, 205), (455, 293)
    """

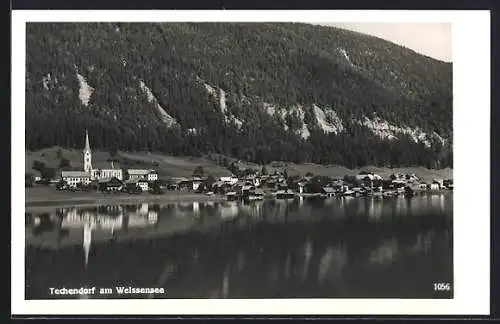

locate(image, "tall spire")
(84, 129), (91, 152)
(83, 129), (93, 174)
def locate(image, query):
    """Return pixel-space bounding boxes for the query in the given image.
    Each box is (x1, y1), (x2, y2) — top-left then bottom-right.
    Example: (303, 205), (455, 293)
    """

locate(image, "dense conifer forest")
(25, 22), (453, 169)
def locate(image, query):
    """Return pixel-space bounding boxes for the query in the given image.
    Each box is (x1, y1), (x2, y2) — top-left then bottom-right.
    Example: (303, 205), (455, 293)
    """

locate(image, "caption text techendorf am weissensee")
(49, 286), (166, 296)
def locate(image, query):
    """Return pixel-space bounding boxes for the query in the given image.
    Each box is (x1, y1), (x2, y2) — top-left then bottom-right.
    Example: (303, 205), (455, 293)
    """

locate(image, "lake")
(25, 192), (453, 299)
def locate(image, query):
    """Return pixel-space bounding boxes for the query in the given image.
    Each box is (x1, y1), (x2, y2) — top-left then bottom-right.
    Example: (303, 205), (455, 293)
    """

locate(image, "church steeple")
(84, 129), (91, 152)
(83, 130), (93, 173)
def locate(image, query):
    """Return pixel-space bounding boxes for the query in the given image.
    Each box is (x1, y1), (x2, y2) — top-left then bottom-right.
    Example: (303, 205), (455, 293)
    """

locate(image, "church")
(61, 130), (123, 186)
(83, 130), (123, 181)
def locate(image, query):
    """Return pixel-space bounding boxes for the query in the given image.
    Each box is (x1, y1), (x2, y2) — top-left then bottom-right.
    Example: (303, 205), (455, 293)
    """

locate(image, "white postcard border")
(12, 9), (491, 315)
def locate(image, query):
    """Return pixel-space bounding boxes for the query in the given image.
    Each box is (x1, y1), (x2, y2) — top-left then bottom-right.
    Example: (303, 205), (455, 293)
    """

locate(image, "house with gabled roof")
(61, 170), (91, 187)
(98, 177), (124, 192)
(127, 169), (157, 181)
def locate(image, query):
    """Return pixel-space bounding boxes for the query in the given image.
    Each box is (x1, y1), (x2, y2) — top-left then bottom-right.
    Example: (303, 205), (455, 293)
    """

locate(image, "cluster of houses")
(58, 166), (453, 199)
(58, 131), (159, 193)
(135, 169), (451, 202)
(189, 170), (454, 201)
(51, 131), (453, 199)
(59, 168), (159, 193)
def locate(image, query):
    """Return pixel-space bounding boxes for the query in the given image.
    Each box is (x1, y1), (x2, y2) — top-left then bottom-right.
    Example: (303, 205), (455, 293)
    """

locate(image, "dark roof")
(92, 162), (122, 170)
(102, 177), (123, 186)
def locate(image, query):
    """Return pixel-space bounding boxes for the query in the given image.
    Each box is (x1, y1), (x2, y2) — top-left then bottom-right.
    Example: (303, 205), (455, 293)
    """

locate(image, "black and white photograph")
(12, 10), (490, 315)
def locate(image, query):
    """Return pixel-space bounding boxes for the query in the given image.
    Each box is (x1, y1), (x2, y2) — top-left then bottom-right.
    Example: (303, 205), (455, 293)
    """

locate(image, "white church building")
(83, 130), (123, 181)
(61, 130), (123, 186)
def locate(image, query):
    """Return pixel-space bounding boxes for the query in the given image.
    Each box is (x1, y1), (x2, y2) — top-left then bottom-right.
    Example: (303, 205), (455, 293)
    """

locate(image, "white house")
(33, 171), (42, 183)
(355, 172), (382, 181)
(147, 171), (158, 182)
(433, 179), (445, 189)
(322, 187), (336, 197)
(125, 179), (149, 192)
(297, 180), (309, 194)
(429, 183), (440, 190)
(137, 179), (149, 192)
(219, 176), (239, 185)
(61, 171), (91, 187)
(91, 168), (123, 181)
(128, 169), (155, 181)
(418, 183), (428, 190)
(392, 179), (406, 187)
(192, 178), (203, 191)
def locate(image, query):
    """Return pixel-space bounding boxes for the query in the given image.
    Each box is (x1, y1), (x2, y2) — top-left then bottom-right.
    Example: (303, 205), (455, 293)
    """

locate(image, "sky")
(320, 23), (452, 62)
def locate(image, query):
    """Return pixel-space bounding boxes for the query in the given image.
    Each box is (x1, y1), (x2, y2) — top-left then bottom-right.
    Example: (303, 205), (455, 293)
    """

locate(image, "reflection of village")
(26, 194), (452, 299)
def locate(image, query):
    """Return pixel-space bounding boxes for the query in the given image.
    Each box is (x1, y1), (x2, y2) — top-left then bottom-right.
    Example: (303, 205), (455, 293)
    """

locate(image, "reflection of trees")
(318, 244), (347, 283)
(368, 238), (398, 265)
(97, 206), (108, 215)
(32, 213), (57, 236)
(123, 204), (139, 213)
(30, 194), (453, 246)
(57, 229), (70, 243)
(26, 195), (453, 298)
(30, 209), (450, 299)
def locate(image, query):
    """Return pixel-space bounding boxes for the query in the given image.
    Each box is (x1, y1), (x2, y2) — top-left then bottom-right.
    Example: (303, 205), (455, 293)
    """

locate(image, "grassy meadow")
(26, 146), (453, 184)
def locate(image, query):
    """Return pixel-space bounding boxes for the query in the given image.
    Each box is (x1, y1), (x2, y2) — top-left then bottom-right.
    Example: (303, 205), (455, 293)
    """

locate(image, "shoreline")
(25, 190), (226, 212)
(25, 187), (452, 212)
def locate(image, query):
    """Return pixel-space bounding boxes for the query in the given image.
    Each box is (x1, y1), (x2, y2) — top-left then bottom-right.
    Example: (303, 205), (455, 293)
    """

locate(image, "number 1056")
(433, 283), (451, 291)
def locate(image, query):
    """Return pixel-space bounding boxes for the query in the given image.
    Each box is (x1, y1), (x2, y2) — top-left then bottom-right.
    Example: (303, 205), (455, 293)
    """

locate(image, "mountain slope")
(25, 22), (453, 169)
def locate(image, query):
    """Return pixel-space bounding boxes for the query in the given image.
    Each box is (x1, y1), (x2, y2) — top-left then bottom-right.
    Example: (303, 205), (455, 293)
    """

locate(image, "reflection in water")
(222, 264), (230, 298)
(193, 202), (200, 216)
(237, 251), (245, 271)
(368, 198), (383, 220)
(369, 238), (398, 266)
(318, 244), (347, 283)
(83, 223), (92, 268)
(220, 202), (239, 220)
(25, 193), (453, 299)
(284, 252), (292, 280)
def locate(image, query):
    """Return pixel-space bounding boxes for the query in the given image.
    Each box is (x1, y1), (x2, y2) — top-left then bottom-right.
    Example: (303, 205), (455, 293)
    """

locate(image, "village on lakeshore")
(25, 131), (454, 202)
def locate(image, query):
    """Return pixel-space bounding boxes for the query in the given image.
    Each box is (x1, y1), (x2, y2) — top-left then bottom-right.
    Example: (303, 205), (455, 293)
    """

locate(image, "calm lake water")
(25, 193), (453, 299)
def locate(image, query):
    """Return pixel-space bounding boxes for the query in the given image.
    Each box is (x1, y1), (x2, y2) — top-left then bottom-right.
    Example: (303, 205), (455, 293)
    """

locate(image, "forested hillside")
(25, 22), (453, 169)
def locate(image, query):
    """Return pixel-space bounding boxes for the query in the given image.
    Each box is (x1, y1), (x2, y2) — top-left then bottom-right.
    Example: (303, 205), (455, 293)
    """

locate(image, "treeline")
(25, 22), (453, 169)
